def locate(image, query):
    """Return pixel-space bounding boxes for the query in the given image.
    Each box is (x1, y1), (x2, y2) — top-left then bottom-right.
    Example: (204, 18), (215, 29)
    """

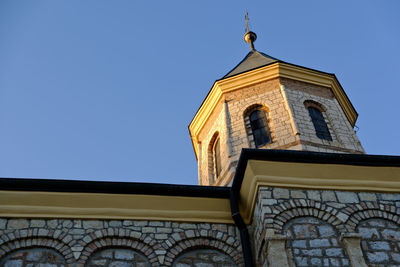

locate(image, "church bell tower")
(189, 24), (364, 186)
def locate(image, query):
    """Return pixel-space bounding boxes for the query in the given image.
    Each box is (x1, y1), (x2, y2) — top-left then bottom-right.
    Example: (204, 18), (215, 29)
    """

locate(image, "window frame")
(304, 101), (333, 141)
(243, 104), (273, 148)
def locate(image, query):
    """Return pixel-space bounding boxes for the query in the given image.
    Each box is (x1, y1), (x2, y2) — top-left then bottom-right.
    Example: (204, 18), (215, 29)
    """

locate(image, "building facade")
(1, 30), (400, 267)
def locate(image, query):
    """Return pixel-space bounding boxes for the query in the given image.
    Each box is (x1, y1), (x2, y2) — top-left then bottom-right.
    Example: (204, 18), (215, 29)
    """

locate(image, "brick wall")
(0, 219), (243, 267)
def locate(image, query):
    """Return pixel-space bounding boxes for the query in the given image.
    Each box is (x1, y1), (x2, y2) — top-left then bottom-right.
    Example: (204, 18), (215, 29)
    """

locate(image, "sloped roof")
(223, 50), (279, 78)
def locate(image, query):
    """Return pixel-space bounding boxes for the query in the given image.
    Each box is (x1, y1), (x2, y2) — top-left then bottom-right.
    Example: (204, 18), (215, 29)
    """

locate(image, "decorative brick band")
(0, 236), (74, 265)
(264, 199), (345, 234)
(343, 202), (400, 231)
(77, 228), (158, 266)
(164, 237), (243, 266)
(161, 229), (242, 266)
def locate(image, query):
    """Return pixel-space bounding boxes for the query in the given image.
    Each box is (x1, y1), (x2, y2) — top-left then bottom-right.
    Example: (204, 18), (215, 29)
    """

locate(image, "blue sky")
(0, 1), (399, 185)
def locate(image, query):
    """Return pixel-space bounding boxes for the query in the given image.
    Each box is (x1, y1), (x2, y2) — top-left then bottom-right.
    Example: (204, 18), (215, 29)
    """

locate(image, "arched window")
(212, 137), (222, 178)
(308, 106), (332, 141)
(209, 133), (222, 182)
(249, 109), (271, 147)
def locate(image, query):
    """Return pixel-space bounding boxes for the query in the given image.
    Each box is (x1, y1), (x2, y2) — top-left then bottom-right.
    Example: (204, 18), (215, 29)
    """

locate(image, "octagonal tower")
(189, 31), (364, 186)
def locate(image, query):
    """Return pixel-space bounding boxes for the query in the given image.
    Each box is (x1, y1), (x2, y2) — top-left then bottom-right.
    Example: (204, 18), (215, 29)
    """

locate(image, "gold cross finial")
(244, 12), (257, 51)
(245, 12), (250, 33)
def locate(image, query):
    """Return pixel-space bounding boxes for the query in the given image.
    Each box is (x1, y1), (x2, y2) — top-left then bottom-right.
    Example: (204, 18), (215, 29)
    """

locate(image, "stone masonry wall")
(197, 98), (231, 186)
(173, 249), (237, 267)
(198, 78), (302, 186)
(281, 78), (364, 154)
(252, 186), (400, 266)
(0, 219), (243, 267)
(197, 77), (365, 186)
(285, 217), (350, 267)
(357, 218), (400, 266)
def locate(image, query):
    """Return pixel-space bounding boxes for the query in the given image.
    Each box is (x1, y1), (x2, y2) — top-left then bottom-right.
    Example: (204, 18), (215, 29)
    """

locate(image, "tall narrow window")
(308, 107), (332, 141)
(212, 137), (221, 178)
(249, 109), (271, 147)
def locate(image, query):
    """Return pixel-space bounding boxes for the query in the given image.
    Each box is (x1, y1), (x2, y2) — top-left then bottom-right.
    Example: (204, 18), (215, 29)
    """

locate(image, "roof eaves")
(0, 177), (231, 198)
(232, 149), (400, 195)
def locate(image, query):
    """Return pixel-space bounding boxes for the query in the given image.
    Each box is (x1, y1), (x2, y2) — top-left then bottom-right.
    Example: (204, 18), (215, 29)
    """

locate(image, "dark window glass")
(249, 110), (271, 147)
(308, 107), (332, 141)
(213, 138), (221, 177)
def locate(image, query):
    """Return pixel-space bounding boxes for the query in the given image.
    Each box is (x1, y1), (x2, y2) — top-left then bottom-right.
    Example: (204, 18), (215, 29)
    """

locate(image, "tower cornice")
(189, 62), (358, 159)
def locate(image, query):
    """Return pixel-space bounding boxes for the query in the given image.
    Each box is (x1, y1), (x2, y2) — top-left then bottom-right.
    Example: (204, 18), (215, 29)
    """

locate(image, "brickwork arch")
(165, 238), (242, 266)
(264, 199), (345, 234)
(0, 236), (74, 265)
(0, 247), (67, 267)
(303, 99), (328, 112)
(162, 230), (243, 266)
(78, 228), (157, 266)
(344, 202), (400, 231)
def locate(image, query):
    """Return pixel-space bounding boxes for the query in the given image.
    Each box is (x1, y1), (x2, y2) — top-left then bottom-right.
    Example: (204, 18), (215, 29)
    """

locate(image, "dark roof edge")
(218, 60), (335, 82)
(0, 178), (231, 198)
(232, 149), (400, 194)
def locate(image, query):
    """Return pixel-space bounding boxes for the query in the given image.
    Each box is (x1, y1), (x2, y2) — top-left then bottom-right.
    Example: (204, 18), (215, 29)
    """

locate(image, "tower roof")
(223, 50), (279, 78)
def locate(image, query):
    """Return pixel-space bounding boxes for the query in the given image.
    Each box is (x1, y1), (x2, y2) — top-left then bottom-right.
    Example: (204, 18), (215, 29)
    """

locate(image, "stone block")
(180, 223), (197, 229)
(301, 249), (322, 256)
(292, 240), (307, 248)
(329, 258), (340, 267)
(0, 219), (7, 229)
(309, 239), (330, 247)
(8, 219), (29, 229)
(273, 188), (289, 199)
(30, 220), (46, 228)
(358, 227), (380, 239)
(382, 229), (400, 240)
(307, 190), (321, 201)
(321, 191), (337, 202)
(115, 249), (135, 260)
(318, 225), (335, 237)
(82, 220), (103, 229)
(142, 227), (156, 233)
(392, 253), (400, 263)
(368, 220), (386, 227)
(293, 225), (316, 238)
(358, 192), (377, 201)
(149, 221), (164, 227)
(26, 250), (43, 261)
(380, 193), (400, 201)
(310, 257), (321, 266)
(62, 220), (73, 228)
(367, 251), (389, 263)
(133, 221), (148, 227)
(295, 256), (308, 266)
(47, 220), (58, 229)
(109, 261), (131, 267)
(369, 241), (390, 250)
(325, 248), (343, 257)
(336, 191), (359, 203)
(4, 260), (23, 267)
(290, 190), (306, 199)
(109, 221), (122, 227)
